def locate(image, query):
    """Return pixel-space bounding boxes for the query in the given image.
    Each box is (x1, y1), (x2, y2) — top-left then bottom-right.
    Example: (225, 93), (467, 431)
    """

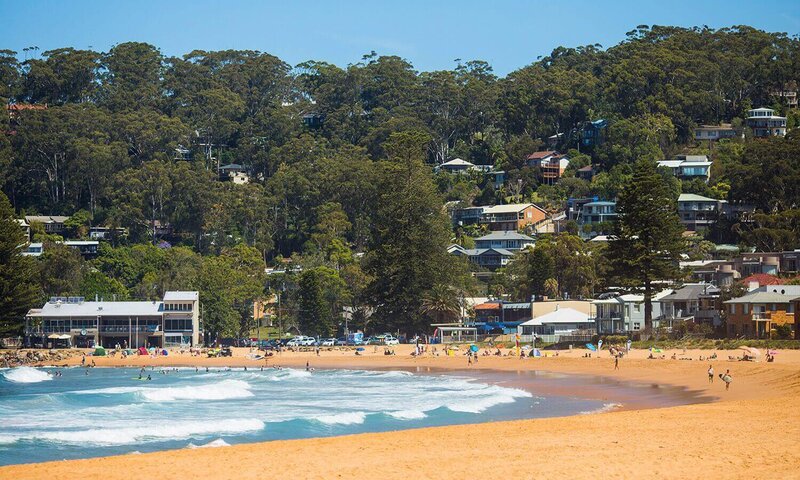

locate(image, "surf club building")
(24, 291), (200, 349)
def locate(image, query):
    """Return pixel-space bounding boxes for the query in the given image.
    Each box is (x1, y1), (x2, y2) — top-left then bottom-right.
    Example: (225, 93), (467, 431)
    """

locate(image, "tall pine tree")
(0, 191), (40, 335)
(365, 131), (468, 335)
(607, 158), (684, 328)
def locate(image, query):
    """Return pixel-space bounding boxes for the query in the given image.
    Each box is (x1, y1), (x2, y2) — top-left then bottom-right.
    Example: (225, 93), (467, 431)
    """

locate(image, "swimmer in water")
(147, 374), (152, 381)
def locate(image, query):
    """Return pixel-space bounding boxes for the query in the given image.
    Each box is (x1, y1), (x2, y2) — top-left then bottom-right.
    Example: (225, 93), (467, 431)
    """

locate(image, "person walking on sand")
(721, 369), (732, 391)
(708, 365), (714, 383)
(468, 352), (472, 366)
(614, 355), (619, 370)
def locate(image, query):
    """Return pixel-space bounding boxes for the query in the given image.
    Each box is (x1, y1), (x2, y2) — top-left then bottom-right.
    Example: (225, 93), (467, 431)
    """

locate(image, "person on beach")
(467, 352), (472, 365)
(721, 369), (732, 390)
(708, 365), (714, 383)
(614, 355), (619, 370)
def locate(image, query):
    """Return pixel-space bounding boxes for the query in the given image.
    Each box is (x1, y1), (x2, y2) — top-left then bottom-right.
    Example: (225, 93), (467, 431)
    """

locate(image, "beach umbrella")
(356, 347), (365, 351)
(470, 344), (479, 353)
(739, 346), (760, 357)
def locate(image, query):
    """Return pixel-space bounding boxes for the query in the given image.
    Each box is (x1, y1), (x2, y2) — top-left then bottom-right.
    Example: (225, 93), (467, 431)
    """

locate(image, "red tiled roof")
(526, 150), (558, 160)
(474, 303), (501, 311)
(741, 274), (781, 286)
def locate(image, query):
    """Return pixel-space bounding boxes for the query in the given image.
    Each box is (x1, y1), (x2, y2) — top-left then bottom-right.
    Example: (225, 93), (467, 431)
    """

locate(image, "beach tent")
(94, 346), (106, 356)
(138, 346), (148, 355)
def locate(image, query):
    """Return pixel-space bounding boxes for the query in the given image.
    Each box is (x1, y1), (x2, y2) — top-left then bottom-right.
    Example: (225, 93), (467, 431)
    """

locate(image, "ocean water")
(0, 366), (606, 465)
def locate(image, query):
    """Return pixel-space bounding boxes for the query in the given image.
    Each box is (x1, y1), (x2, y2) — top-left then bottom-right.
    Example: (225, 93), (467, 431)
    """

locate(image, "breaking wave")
(2, 367), (52, 384)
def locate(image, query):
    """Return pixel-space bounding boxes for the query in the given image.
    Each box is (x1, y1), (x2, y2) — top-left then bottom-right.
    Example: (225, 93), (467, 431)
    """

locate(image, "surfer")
(720, 369), (732, 390)
(147, 374), (152, 381)
(614, 356), (619, 370)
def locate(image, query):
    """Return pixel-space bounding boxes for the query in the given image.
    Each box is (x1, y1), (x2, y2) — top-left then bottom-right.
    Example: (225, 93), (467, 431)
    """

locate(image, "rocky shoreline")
(1, 349), (80, 367)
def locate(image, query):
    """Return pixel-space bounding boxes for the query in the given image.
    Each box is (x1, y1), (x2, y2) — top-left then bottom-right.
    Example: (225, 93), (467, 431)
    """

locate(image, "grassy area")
(248, 327), (289, 340)
(630, 338), (800, 350)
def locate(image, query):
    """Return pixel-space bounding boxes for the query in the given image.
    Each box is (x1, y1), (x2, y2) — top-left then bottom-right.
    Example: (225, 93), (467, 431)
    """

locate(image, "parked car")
(320, 338), (336, 346)
(384, 335), (399, 346)
(287, 335), (316, 347)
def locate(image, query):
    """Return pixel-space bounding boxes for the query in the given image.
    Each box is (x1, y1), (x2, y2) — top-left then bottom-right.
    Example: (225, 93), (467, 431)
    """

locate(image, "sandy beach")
(2, 345), (800, 479)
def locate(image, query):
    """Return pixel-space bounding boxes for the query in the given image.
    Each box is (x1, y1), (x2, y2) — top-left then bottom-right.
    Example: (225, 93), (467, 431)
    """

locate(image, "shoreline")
(3, 346), (800, 479)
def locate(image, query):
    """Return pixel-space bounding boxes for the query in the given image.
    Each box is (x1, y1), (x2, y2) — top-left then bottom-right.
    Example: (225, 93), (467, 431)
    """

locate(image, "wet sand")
(3, 345), (800, 479)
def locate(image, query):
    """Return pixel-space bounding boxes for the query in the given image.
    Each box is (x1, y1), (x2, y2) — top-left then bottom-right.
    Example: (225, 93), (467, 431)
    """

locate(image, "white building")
(593, 290), (672, 334)
(25, 291), (200, 348)
(517, 306), (594, 341)
(746, 107), (787, 137)
(657, 155), (712, 183)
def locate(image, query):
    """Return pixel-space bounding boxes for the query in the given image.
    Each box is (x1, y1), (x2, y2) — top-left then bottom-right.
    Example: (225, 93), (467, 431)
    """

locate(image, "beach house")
(435, 158), (477, 174)
(658, 283), (722, 328)
(517, 306), (595, 343)
(677, 193), (722, 231)
(658, 155), (712, 183)
(746, 107), (787, 137)
(694, 124), (737, 142)
(526, 151), (570, 184)
(593, 290), (672, 334)
(474, 231), (534, 251)
(25, 291), (200, 349)
(24, 215), (70, 235)
(480, 203), (547, 231)
(723, 285), (799, 338)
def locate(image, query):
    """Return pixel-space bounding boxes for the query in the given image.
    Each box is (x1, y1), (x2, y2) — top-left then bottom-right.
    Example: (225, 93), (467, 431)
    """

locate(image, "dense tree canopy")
(1, 25), (799, 338)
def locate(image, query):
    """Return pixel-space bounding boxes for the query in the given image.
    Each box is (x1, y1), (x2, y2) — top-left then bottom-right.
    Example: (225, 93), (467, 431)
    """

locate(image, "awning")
(47, 334), (71, 340)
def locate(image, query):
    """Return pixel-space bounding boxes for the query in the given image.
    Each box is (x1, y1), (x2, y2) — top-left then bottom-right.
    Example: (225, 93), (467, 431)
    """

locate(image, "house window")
(634, 304), (641, 312)
(633, 322), (641, 330)
(743, 304), (749, 314)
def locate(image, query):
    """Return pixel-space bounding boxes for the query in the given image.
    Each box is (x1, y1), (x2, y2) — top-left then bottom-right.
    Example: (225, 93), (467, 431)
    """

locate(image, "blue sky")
(1, 0), (798, 76)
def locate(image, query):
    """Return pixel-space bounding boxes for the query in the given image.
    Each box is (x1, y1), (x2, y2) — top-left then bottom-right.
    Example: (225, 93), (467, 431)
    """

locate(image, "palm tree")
(420, 284), (461, 325)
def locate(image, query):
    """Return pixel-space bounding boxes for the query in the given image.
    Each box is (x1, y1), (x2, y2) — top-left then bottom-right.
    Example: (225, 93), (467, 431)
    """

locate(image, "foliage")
(607, 158), (685, 325)
(0, 191), (40, 334)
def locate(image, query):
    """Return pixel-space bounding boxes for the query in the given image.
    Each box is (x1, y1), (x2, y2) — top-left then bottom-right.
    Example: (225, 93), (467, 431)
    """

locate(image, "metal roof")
(31, 301), (163, 318)
(163, 291), (199, 301)
(518, 307), (590, 326)
(678, 193), (719, 203)
(724, 292), (800, 304)
(475, 231), (534, 241)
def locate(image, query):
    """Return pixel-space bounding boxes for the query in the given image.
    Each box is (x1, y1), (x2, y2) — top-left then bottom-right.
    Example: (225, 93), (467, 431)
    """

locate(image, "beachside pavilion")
(517, 306), (594, 343)
(25, 291), (200, 349)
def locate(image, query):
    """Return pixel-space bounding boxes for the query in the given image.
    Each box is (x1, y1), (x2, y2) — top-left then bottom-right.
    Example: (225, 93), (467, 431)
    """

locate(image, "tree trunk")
(644, 281), (653, 329)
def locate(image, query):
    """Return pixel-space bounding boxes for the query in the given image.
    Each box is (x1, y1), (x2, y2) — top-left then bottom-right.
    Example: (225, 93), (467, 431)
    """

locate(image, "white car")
(384, 335), (399, 346)
(320, 338), (335, 346)
(287, 336), (316, 347)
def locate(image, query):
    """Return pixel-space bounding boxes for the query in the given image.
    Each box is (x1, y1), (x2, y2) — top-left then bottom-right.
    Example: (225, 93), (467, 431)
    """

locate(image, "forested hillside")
(1, 25), (799, 339)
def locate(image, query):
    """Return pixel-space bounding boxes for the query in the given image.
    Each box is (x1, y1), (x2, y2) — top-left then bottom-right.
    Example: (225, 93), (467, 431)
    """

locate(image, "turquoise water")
(0, 366), (606, 465)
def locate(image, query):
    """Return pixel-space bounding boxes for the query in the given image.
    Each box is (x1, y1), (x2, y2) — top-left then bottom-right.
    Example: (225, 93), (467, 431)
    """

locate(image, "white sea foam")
(314, 411), (366, 425)
(580, 403), (622, 415)
(140, 380), (254, 401)
(187, 438), (230, 449)
(76, 379), (254, 402)
(0, 418), (264, 446)
(2, 367), (52, 384)
(387, 410), (427, 420)
(269, 369), (312, 381)
(445, 387), (532, 414)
